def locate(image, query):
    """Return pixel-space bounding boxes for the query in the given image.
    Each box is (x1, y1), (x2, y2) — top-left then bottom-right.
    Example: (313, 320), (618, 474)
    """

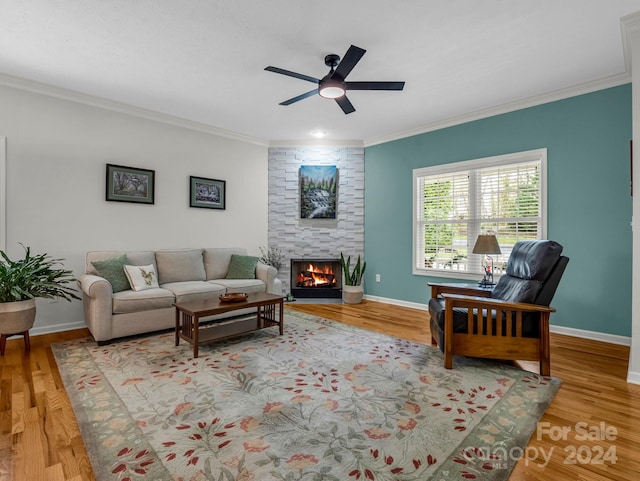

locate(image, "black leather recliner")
(428, 240), (569, 375)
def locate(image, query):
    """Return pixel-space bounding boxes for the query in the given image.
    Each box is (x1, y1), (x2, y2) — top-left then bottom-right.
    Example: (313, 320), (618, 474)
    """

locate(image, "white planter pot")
(0, 299), (37, 335)
(342, 285), (364, 304)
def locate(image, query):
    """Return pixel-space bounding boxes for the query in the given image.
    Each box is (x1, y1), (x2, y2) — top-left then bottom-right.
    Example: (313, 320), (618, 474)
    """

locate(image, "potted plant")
(259, 246), (287, 296)
(340, 252), (366, 304)
(258, 246), (285, 272)
(0, 244), (79, 354)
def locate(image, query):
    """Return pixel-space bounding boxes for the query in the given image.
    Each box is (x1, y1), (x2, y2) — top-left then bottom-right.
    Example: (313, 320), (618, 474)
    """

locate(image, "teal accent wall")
(364, 84), (632, 337)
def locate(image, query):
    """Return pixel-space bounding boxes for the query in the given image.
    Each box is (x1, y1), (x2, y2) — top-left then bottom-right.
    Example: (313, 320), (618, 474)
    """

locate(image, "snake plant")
(340, 252), (366, 286)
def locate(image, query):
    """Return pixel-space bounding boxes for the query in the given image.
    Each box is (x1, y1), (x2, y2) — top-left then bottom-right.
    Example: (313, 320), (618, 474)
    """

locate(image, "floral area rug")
(52, 310), (560, 481)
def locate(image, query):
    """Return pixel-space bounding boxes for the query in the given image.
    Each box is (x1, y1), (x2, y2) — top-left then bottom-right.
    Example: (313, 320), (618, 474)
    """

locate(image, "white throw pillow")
(124, 264), (160, 291)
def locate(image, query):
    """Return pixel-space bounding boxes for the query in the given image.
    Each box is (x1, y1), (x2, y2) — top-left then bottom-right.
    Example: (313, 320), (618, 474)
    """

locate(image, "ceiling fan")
(265, 45), (405, 114)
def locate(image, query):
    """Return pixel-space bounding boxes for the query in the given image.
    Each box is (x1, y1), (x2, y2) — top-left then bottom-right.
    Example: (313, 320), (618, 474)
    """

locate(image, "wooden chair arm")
(428, 282), (493, 299)
(441, 293), (556, 313)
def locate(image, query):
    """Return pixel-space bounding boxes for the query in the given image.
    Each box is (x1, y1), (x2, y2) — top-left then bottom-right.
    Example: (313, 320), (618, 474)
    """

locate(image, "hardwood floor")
(1, 299), (638, 480)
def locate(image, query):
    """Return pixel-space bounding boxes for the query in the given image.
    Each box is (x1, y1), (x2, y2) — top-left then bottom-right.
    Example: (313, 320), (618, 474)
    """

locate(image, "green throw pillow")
(226, 254), (259, 279)
(91, 255), (130, 293)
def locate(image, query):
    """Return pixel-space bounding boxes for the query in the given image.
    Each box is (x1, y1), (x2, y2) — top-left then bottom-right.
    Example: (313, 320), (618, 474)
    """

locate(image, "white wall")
(0, 84), (268, 334)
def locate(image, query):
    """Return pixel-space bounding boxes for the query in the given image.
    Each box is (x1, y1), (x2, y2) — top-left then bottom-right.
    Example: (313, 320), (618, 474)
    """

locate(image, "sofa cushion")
(124, 264), (160, 291)
(156, 249), (206, 284)
(91, 255), (130, 293)
(87, 251), (156, 274)
(203, 248), (247, 280)
(87, 251), (125, 275)
(226, 254), (259, 279)
(112, 288), (175, 314)
(125, 251), (157, 272)
(161, 281), (226, 304)
(209, 279), (266, 294)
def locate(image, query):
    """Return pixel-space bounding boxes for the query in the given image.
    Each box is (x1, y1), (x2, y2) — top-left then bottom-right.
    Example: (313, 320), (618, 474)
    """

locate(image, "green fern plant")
(340, 252), (366, 286)
(0, 244), (79, 303)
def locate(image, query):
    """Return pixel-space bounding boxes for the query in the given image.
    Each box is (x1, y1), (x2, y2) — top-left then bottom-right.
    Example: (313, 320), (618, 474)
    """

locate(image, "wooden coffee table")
(173, 292), (284, 358)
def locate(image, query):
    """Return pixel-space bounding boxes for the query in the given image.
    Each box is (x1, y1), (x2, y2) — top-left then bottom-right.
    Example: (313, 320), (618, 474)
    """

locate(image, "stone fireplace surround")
(267, 146), (365, 297)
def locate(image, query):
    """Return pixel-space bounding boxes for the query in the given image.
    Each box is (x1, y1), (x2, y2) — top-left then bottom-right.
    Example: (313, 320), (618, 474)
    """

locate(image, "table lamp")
(472, 234), (501, 287)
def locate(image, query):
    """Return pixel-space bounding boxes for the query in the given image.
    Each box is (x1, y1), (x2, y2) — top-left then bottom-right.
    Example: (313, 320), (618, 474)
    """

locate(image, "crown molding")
(0, 72), (268, 147)
(363, 72), (631, 147)
(269, 139), (364, 148)
(622, 11), (640, 76)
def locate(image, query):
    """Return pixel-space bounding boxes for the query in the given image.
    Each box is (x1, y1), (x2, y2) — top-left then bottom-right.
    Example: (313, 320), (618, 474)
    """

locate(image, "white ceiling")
(1, 1), (639, 146)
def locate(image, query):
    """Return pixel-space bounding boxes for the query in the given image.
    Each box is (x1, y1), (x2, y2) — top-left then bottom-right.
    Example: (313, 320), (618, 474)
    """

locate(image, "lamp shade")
(472, 234), (502, 255)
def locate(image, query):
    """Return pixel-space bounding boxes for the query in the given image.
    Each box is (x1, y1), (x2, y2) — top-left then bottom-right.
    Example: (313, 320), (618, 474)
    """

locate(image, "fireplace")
(290, 259), (342, 299)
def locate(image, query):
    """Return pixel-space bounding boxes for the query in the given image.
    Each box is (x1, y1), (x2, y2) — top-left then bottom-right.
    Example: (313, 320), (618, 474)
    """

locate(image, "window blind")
(413, 150), (545, 278)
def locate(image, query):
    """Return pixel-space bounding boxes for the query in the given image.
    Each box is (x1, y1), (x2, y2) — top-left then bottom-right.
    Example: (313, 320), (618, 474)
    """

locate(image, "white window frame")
(412, 148), (547, 280)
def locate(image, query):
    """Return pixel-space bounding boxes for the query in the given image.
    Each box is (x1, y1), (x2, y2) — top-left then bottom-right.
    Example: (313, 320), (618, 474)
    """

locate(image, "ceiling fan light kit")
(318, 83), (345, 99)
(265, 45), (405, 114)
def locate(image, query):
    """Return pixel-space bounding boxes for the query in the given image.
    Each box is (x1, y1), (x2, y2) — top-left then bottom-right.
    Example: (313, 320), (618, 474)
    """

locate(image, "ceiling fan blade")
(335, 95), (356, 114)
(280, 89), (318, 106)
(332, 45), (366, 81)
(265, 66), (319, 84)
(346, 81), (405, 91)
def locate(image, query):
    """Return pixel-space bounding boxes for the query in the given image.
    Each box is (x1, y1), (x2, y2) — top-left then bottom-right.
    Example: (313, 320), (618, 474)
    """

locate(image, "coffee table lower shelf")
(173, 292), (284, 358)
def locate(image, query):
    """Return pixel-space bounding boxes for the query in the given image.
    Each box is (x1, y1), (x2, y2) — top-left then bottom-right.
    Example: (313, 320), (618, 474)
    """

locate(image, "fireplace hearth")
(290, 258), (342, 298)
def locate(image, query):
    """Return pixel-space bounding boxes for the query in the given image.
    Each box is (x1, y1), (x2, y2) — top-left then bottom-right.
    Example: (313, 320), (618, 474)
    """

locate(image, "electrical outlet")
(375, 274), (381, 282)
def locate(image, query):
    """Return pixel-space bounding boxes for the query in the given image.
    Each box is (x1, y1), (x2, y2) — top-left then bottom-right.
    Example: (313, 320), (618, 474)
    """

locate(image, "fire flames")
(296, 263), (337, 287)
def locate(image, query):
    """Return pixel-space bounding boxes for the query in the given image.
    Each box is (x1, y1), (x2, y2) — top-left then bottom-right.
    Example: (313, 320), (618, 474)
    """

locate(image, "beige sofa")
(77, 248), (277, 344)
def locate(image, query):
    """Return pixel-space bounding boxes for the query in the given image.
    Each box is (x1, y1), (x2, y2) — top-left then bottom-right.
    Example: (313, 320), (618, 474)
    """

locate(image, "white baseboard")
(364, 295), (632, 346)
(30, 321), (87, 337)
(548, 325), (631, 346)
(627, 371), (640, 385)
(364, 294), (428, 311)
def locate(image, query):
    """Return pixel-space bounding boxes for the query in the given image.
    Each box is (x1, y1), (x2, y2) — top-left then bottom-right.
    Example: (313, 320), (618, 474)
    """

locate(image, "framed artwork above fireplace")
(299, 165), (338, 219)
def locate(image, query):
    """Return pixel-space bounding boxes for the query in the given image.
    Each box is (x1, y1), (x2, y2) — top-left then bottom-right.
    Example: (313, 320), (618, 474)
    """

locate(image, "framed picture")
(105, 164), (155, 204)
(300, 165), (338, 219)
(190, 176), (226, 210)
